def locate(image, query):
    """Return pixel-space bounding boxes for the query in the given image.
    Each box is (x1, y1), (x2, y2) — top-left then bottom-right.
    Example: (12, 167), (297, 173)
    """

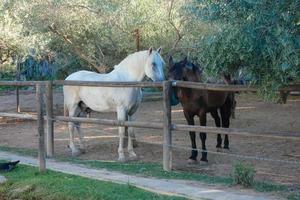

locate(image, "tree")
(4, 0), (188, 76)
(186, 0), (300, 98)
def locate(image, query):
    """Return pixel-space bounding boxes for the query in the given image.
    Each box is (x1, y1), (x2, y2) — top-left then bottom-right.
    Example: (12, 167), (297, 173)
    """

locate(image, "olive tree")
(186, 0), (300, 98)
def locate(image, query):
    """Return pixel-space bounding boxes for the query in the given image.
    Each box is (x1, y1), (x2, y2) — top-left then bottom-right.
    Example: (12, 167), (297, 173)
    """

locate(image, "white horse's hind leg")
(127, 115), (137, 160)
(117, 108), (127, 162)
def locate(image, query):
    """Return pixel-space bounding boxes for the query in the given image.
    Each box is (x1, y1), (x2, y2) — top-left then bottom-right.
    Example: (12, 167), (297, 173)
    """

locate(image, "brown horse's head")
(168, 56), (202, 82)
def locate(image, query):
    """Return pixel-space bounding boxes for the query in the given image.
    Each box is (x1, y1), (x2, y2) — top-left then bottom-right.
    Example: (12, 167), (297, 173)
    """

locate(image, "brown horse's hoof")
(200, 160), (209, 166)
(187, 159), (198, 165)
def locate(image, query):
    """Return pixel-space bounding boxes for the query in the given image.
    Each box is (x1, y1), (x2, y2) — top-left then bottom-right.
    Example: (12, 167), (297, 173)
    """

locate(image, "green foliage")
(232, 162), (255, 187)
(288, 193), (300, 200)
(1, 0), (187, 77)
(1, 0), (299, 99)
(0, 165), (185, 200)
(186, 0), (300, 98)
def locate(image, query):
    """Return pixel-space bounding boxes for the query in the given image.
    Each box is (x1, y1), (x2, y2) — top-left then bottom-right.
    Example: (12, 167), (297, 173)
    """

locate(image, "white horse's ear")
(148, 47), (153, 55)
(157, 47), (162, 54)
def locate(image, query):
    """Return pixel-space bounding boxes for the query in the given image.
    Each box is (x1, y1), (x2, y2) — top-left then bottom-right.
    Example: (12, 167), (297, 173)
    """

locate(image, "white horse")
(63, 47), (165, 161)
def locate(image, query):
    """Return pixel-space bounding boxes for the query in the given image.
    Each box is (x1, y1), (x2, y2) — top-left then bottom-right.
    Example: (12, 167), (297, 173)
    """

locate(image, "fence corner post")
(46, 81), (54, 157)
(163, 80), (172, 171)
(36, 82), (46, 172)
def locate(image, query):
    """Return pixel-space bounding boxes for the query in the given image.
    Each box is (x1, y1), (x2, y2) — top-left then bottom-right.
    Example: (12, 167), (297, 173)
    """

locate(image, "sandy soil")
(0, 90), (299, 187)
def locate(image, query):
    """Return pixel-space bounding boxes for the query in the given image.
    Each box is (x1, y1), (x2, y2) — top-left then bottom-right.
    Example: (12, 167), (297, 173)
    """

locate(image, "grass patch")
(0, 145), (289, 194)
(0, 164), (185, 200)
(231, 162), (255, 187)
(0, 146), (37, 157)
(287, 192), (300, 200)
(66, 157), (233, 186)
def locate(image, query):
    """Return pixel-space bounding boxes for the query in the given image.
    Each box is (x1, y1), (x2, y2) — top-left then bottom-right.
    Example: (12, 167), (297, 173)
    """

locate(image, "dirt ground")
(0, 89), (299, 187)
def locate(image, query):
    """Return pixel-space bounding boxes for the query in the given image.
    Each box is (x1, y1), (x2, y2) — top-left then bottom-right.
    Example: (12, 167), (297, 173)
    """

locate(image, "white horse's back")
(64, 70), (141, 113)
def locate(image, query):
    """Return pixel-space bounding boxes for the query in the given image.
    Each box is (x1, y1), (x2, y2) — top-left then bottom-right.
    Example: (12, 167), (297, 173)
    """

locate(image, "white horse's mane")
(114, 50), (148, 70)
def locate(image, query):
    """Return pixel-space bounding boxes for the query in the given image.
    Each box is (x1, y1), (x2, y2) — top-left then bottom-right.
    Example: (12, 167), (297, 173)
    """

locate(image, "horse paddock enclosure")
(0, 81), (300, 188)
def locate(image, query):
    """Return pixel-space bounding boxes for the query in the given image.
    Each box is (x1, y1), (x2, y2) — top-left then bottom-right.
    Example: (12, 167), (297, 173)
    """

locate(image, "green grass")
(0, 146), (289, 194)
(287, 193), (300, 200)
(0, 164), (186, 200)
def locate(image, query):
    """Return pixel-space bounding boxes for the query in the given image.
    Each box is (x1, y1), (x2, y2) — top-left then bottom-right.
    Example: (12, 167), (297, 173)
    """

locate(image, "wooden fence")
(0, 80), (299, 172)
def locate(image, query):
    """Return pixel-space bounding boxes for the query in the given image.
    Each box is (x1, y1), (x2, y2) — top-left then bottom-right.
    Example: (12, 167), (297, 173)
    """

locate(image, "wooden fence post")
(46, 81), (54, 157)
(36, 83), (46, 172)
(16, 62), (20, 113)
(163, 81), (172, 171)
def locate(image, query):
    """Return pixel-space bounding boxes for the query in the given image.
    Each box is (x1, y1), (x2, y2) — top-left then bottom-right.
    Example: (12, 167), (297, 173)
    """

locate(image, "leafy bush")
(232, 162), (255, 187)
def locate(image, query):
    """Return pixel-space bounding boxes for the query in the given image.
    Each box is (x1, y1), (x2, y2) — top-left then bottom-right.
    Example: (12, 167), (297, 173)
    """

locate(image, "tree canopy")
(0, 0), (299, 98)
(186, 0), (300, 97)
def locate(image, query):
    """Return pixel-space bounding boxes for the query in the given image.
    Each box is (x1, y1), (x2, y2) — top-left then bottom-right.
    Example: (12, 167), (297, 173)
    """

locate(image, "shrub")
(232, 162), (255, 187)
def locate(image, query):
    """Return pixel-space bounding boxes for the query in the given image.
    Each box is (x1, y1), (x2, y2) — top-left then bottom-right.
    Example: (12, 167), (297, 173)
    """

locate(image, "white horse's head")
(144, 47), (165, 81)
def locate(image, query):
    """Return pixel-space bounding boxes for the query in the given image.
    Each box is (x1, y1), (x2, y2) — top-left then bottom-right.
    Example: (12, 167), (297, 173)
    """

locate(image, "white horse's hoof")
(71, 150), (81, 157)
(118, 157), (126, 162)
(128, 154), (138, 161)
(187, 159), (198, 165)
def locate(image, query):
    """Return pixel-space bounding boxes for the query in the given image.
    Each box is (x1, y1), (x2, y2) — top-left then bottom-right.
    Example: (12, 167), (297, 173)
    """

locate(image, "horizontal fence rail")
(0, 112), (37, 120)
(53, 80), (163, 88)
(0, 81), (40, 86)
(1, 80), (299, 91)
(55, 116), (163, 130)
(173, 81), (257, 92)
(172, 124), (300, 140)
(173, 81), (300, 92)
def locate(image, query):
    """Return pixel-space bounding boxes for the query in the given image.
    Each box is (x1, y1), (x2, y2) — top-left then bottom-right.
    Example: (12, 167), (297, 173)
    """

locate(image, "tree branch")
(48, 24), (108, 73)
(167, 0), (185, 55)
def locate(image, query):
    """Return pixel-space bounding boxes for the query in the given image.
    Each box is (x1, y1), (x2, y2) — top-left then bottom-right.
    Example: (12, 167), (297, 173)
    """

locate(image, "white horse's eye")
(152, 62), (157, 71)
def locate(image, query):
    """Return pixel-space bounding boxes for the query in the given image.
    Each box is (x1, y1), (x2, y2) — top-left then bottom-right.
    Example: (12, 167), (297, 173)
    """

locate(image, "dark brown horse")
(168, 57), (236, 163)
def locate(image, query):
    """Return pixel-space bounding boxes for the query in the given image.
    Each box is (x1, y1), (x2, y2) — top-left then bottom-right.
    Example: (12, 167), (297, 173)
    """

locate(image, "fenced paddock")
(0, 80), (300, 186)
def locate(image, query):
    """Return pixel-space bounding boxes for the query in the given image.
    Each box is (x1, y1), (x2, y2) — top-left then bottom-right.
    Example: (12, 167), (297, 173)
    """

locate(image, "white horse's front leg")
(68, 105), (80, 156)
(69, 122), (80, 156)
(117, 108), (126, 162)
(127, 115), (137, 160)
(75, 123), (86, 154)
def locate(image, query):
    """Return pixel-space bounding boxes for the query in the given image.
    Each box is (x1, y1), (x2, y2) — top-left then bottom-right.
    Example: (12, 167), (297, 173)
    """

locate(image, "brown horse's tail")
(221, 73), (237, 119)
(230, 93), (236, 119)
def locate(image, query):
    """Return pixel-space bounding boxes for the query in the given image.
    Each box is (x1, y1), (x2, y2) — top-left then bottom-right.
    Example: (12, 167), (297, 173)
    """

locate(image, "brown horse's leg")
(184, 112), (198, 161)
(220, 106), (230, 149)
(199, 113), (208, 162)
(210, 110), (222, 148)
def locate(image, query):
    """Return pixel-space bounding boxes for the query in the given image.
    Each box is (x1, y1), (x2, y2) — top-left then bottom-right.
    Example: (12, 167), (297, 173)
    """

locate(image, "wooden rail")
(53, 80), (163, 88)
(172, 124), (300, 140)
(173, 81), (257, 92)
(55, 116), (163, 130)
(0, 81), (40, 86)
(0, 112), (37, 120)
